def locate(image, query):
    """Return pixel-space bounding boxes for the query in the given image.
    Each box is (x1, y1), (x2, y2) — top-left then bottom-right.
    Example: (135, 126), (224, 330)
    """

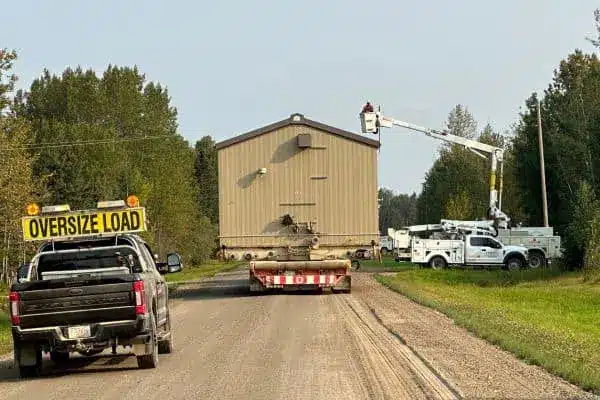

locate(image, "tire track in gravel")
(333, 293), (460, 399)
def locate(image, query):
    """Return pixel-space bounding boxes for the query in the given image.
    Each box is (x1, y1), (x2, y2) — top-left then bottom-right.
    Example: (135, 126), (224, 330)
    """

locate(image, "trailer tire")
(528, 251), (546, 269)
(332, 288), (351, 294)
(429, 256), (447, 270)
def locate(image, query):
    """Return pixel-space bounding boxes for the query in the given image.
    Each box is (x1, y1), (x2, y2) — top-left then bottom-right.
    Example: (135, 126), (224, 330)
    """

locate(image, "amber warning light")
(127, 195), (140, 208)
(25, 203), (40, 216)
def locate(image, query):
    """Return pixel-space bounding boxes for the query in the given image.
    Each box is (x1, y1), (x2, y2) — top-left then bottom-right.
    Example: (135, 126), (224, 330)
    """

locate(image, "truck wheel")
(158, 310), (173, 354)
(137, 314), (159, 369)
(351, 260), (360, 271)
(429, 256), (446, 270)
(19, 364), (40, 379)
(380, 247), (388, 256)
(506, 257), (523, 271)
(50, 351), (69, 364)
(528, 251), (546, 269)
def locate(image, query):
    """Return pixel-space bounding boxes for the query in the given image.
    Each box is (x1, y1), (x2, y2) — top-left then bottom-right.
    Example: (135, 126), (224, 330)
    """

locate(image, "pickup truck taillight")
(132, 280), (146, 315)
(9, 291), (20, 325)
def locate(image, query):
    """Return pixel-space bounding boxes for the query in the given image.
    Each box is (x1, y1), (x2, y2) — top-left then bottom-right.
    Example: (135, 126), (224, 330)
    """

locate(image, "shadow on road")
(170, 278), (255, 300)
(170, 278), (337, 301)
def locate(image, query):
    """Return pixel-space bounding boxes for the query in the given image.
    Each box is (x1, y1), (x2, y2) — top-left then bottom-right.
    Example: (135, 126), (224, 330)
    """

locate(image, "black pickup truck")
(8, 233), (182, 378)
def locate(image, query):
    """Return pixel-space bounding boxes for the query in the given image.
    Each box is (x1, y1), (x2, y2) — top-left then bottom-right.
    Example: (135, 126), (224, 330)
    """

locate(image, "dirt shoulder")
(352, 273), (598, 400)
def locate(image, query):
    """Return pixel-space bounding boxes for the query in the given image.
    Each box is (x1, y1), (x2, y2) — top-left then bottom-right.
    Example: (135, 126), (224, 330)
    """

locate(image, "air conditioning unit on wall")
(297, 133), (312, 148)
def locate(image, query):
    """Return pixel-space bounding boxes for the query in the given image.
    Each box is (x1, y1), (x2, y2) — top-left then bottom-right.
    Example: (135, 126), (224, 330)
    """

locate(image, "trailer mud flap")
(250, 276), (267, 292)
(15, 343), (38, 366)
(332, 275), (351, 292)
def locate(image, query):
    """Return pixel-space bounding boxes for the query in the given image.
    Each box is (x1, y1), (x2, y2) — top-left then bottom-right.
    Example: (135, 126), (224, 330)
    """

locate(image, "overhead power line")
(0, 134), (175, 152)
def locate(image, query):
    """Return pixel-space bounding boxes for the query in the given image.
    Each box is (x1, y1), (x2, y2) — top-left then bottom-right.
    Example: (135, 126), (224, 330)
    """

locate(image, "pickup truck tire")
(19, 364), (40, 379)
(506, 256), (523, 271)
(429, 256), (447, 270)
(158, 311), (173, 354)
(528, 251), (546, 269)
(380, 247), (389, 256)
(137, 314), (159, 369)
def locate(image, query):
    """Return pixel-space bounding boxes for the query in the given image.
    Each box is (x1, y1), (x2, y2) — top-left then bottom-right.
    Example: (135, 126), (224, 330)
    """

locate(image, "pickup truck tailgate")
(16, 280), (136, 329)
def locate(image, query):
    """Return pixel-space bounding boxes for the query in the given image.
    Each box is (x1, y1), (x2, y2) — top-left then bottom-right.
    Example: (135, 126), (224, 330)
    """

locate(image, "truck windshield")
(37, 246), (142, 278)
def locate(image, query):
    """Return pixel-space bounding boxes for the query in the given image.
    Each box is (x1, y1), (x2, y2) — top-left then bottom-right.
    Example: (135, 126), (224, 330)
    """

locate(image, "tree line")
(0, 52), (219, 282)
(378, 8), (600, 272)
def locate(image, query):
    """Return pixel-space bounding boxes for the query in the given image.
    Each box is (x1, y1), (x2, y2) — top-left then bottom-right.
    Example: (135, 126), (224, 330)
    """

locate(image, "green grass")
(376, 266), (600, 394)
(0, 283), (9, 355)
(0, 311), (9, 355)
(358, 257), (417, 272)
(164, 260), (244, 284)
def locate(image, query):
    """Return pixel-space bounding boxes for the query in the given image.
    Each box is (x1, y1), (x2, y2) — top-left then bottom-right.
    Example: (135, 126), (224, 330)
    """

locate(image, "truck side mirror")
(166, 253), (182, 273)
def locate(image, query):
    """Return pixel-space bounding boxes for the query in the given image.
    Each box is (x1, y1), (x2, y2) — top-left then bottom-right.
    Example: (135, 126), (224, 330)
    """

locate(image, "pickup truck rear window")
(37, 246), (142, 279)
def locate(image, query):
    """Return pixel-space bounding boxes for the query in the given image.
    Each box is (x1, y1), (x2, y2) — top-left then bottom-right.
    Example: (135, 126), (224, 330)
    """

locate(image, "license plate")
(67, 325), (91, 339)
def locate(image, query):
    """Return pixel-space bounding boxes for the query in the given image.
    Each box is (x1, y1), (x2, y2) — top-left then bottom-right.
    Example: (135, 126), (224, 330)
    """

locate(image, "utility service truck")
(359, 104), (562, 268)
(9, 196), (182, 378)
(412, 233), (529, 270)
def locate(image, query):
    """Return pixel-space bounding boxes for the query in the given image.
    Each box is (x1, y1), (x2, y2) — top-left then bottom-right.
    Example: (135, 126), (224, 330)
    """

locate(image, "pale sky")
(3, 0), (598, 195)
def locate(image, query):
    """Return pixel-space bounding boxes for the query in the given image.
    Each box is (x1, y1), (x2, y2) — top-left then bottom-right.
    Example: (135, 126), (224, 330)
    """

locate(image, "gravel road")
(0, 269), (596, 400)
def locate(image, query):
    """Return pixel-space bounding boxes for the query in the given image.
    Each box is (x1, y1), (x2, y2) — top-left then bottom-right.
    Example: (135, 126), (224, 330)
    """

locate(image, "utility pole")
(537, 99), (549, 227)
(377, 105), (382, 264)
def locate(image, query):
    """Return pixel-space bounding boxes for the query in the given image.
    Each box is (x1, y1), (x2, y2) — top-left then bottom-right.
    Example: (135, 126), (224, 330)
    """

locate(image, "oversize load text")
(22, 208), (146, 241)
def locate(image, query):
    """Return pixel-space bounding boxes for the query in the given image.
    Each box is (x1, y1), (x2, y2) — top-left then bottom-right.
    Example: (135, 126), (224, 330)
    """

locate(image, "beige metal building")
(216, 113), (380, 261)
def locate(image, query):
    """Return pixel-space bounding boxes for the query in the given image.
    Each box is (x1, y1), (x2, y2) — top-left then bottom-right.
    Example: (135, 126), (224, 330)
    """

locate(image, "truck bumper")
(249, 260), (352, 293)
(12, 315), (153, 357)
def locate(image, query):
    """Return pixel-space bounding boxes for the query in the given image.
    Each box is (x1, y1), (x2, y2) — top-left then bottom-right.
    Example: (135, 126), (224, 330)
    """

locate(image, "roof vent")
(290, 113), (304, 122)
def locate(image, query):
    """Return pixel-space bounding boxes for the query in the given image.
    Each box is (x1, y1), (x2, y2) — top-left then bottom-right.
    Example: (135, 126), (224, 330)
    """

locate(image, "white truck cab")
(411, 234), (529, 270)
(379, 235), (394, 256)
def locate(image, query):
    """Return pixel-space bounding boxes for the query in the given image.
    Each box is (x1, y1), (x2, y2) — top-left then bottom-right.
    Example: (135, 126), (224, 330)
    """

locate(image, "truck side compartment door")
(410, 239), (426, 263)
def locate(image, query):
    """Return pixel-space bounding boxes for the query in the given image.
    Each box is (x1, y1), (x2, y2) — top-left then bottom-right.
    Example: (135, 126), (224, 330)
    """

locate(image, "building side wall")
(218, 124), (378, 248)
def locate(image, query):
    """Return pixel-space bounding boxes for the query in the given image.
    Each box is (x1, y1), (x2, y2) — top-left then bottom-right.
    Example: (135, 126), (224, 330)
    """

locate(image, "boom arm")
(360, 108), (509, 228)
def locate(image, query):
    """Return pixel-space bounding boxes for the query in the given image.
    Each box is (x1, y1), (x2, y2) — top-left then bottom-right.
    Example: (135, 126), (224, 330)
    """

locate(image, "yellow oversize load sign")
(21, 207), (147, 241)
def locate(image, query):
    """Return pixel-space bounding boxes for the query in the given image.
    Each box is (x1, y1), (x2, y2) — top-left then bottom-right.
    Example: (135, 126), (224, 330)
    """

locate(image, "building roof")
(215, 113), (381, 150)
